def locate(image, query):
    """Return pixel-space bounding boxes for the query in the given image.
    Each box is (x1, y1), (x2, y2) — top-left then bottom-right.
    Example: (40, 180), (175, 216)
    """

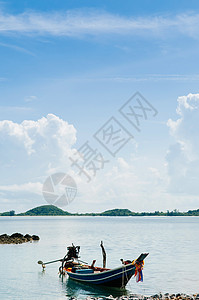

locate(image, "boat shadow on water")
(62, 277), (131, 299)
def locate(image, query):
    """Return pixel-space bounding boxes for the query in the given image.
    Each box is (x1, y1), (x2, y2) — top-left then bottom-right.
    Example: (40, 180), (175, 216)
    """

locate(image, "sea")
(0, 216), (198, 299)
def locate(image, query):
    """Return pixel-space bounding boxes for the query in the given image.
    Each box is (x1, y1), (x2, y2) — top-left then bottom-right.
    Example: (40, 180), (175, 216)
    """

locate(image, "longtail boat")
(61, 244), (149, 288)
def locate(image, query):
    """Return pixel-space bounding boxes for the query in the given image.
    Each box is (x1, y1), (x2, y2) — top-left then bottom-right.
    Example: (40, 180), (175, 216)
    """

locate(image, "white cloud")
(0, 106), (32, 112)
(24, 95), (38, 102)
(68, 155), (168, 213)
(0, 119), (35, 155)
(0, 9), (199, 39)
(1, 101), (199, 213)
(0, 114), (77, 212)
(0, 114), (77, 189)
(103, 74), (199, 82)
(0, 113), (76, 156)
(0, 41), (35, 56)
(117, 157), (130, 170)
(167, 93), (199, 194)
(0, 182), (42, 194)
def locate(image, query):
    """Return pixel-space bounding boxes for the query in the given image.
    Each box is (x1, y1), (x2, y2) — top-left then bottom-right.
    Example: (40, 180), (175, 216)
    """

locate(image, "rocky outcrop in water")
(0, 233), (40, 244)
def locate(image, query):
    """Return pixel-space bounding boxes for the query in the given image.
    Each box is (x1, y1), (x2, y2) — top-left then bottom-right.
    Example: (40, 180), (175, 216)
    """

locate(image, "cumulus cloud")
(167, 93), (199, 194)
(2, 98), (199, 212)
(68, 155), (167, 213)
(0, 9), (199, 39)
(0, 114), (77, 210)
(0, 113), (76, 156)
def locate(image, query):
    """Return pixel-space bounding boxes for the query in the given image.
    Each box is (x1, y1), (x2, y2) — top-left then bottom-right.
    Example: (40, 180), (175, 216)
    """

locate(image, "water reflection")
(62, 277), (130, 299)
(38, 270), (47, 278)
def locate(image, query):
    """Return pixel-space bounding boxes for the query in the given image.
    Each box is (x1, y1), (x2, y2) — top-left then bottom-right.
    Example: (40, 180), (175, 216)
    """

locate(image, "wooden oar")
(38, 258), (62, 265)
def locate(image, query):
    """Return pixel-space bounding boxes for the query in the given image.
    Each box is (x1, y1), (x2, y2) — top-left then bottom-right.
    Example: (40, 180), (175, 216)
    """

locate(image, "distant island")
(0, 205), (199, 216)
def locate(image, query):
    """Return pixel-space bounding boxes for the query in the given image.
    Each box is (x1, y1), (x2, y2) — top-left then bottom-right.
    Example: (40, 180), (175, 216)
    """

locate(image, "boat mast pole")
(100, 241), (106, 268)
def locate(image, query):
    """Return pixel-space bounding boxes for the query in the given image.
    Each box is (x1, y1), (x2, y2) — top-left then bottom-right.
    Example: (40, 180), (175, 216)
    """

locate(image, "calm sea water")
(0, 216), (199, 299)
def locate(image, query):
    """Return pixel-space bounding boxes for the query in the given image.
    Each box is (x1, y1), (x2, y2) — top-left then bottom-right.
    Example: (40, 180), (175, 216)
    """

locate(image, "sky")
(1, 0), (199, 213)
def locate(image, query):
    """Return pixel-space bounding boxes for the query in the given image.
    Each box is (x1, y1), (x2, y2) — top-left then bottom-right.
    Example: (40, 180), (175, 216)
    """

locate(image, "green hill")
(186, 208), (199, 216)
(1, 205), (199, 217)
(100, 208), (134, 216)
(18, 205), (71, 216)
(0, 210), (15, 216)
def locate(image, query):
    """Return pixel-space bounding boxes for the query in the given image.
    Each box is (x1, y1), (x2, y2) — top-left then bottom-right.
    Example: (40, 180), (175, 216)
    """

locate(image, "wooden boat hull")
(67, 262), (136, 288)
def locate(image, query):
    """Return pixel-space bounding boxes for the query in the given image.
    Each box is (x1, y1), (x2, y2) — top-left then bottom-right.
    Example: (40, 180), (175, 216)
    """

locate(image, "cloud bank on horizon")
(167, 93), (199, 195)
(0, 93), (199, 213)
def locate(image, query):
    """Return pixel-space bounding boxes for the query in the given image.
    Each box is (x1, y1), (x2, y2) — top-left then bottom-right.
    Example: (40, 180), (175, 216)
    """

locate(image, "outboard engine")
(66, 244), (80, 260)
(59, 244), (80, 275)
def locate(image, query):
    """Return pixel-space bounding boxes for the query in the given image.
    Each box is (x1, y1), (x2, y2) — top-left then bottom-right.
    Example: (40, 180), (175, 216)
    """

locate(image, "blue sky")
(1, 0), (199, 213)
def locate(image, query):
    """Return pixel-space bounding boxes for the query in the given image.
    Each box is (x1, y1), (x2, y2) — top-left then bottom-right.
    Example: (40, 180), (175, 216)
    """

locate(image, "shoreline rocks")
(0, 233), (40, 244)
(74, 294), (199, 300)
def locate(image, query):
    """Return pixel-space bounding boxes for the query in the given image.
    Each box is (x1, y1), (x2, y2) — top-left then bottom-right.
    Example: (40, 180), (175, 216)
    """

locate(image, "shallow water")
(0, 216), (198, 299)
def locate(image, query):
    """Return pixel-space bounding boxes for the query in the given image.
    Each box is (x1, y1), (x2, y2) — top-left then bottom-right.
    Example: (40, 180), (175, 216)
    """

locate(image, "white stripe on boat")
(67, 264), (135, 283)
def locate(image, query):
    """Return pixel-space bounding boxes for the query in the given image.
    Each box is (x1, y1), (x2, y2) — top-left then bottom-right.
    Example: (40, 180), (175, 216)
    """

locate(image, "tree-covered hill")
(0, 210), (15, 216)
(1, 205), (199, 216)
(186, 208), (199, 216)
(17, 205), (71, 216)
(99, 208), (134, 216)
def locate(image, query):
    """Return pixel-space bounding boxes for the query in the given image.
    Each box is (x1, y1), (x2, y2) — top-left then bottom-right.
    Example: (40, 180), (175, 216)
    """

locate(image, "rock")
(0, 234), (9, 238)
(24, 234), (32, 241)
(0, 233), (39, 244)
(32, 235), (40, 241)
(67, 295), (199, 300)
(10, 232), (24, 238)
(129, 294), (142, 300)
